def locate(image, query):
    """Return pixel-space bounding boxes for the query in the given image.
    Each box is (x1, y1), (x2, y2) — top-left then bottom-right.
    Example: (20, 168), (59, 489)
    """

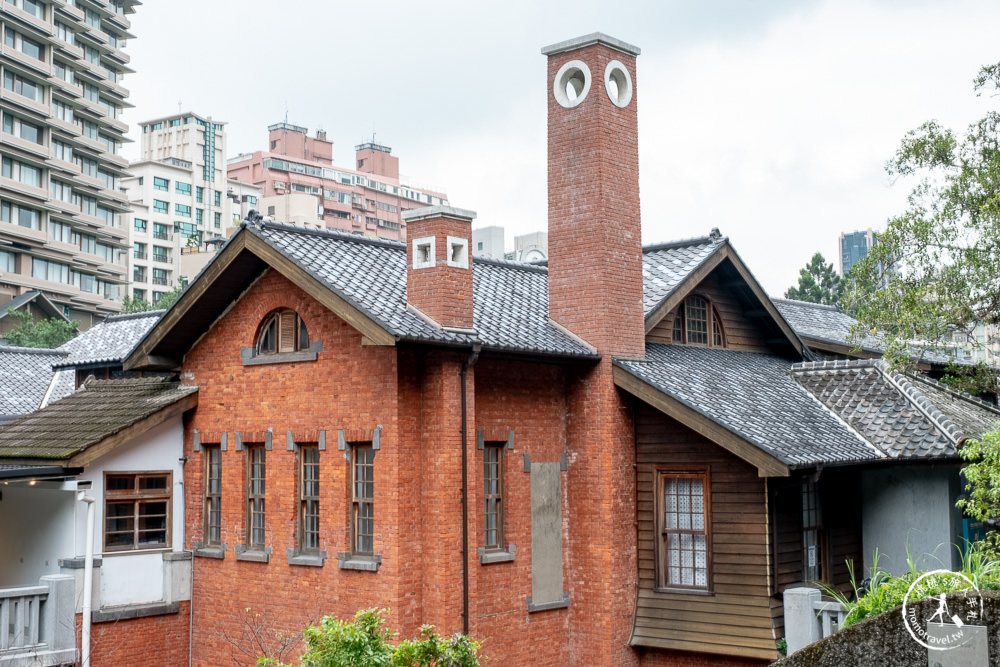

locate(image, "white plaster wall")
(0, 483), (75, 587)
(862, 464), (963, 576)
(74, 415), (187, 606)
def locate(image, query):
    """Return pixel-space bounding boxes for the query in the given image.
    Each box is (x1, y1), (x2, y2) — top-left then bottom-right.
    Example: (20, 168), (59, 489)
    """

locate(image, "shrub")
(259, 609), (480, 667)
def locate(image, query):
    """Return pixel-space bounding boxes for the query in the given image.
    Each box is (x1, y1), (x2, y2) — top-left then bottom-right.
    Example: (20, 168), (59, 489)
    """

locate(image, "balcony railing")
(0, 575), (76, 666)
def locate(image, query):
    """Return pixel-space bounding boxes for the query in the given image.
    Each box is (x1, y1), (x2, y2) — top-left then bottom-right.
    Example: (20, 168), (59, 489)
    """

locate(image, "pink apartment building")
(227, 122), (448, 241)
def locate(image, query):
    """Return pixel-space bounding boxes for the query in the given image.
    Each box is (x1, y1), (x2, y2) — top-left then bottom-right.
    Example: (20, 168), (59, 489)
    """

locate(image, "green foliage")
(824, 543), (1000, 628)
(957, 426), (1000, 543)
(846, 61), (1000, 392)
(4, 308), (77, 348)
(776, 636), (787, 656)
(784, 252), (844, 305)
(259, 609), (481, 667)
(119, 279), (187, 314)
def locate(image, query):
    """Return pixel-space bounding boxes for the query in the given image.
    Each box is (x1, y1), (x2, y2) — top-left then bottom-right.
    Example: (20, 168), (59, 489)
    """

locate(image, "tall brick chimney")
(402, 205), (476, 330)
(542, 33), (644, 358)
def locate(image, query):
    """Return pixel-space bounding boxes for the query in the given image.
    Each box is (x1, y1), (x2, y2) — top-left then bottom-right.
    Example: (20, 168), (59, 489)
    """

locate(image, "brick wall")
(404, 211), (474, 329)
(79, 603), (190, 667)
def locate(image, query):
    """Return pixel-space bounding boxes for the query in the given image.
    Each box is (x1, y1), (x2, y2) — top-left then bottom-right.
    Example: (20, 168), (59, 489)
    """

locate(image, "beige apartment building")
(0, 0), (137, 328)
(123, 112), (260, 305)
(228, 122), (447, 241)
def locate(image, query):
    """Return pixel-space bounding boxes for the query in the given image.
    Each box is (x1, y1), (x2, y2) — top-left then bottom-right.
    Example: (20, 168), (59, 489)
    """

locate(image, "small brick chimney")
(402, 205), (476, 330)
(542, 33), (644, 358)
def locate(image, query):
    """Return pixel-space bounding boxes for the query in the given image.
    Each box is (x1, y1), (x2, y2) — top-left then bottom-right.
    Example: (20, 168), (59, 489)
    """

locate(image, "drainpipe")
(459, 343), (481, 636)
(77, 491), (96, 667)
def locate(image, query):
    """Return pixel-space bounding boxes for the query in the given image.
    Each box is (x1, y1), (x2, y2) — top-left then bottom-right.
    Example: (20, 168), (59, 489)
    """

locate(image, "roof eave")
(611, 363), (789, 477)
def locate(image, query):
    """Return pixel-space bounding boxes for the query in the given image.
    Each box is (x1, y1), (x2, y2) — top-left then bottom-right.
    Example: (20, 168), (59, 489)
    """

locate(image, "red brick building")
(104, 32), (990, 666)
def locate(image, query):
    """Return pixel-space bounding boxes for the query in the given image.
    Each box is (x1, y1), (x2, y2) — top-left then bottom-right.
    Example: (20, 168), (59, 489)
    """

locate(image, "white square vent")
(412, 236), (435, 269)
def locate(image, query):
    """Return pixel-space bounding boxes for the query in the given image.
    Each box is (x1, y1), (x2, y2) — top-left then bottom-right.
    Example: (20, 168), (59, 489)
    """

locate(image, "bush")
(259, 609), (480, 667)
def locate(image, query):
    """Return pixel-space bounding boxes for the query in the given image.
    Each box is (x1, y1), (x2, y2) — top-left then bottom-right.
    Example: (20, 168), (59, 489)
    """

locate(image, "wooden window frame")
(203, 445), (222, 547)
(299, 445), (321, 554)
(245, 444), (266, 550)
(483, 443), (505, 551)
(655, 467), (712, 592)
(670, 295), (726, 348)
(351, 444), (375, 556)
(103, 471), (171, 553)
(255, 308), (309, 355)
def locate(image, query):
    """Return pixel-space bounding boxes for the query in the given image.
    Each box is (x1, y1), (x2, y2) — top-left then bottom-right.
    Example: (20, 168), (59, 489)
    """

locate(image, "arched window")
(671, 296), (726, 348)
(255, 308), (309, 355)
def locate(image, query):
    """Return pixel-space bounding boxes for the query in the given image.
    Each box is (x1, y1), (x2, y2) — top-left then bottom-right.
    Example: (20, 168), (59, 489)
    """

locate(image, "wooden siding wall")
(634, 403), (778, 662)
(646, 271), (773, 353)
(769, 469), (863, 638)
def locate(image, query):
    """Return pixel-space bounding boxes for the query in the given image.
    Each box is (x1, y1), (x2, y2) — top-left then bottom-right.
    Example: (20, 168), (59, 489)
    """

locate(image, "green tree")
(847, 62), (1000, 373)
(259, 609), (480, 667)
(846, 62), (1000, 544)
(784, 252), (844, 305)
(4, 308), (78, 348)
(119, 280), (187, 314)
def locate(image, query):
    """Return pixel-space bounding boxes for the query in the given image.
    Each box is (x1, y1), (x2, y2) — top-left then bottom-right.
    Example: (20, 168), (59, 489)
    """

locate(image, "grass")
(820, 542), (1000, 628)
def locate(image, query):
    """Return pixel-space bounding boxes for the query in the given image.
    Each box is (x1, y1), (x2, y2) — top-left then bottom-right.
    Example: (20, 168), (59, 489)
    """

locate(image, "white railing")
(784, 587), (849, 655)
(0, 575), (76, 667)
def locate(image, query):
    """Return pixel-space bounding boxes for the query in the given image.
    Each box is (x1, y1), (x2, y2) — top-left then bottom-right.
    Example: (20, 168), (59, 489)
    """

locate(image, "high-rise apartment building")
(0, 0), (137, 328)
(123, 112), (261, 304)
(228, 123), (447, 241)
(839, 228), (876, 277)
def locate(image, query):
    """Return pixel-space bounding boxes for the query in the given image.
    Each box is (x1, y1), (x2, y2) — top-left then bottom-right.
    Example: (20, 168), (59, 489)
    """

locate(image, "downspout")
(460, 343), (481, 636)
(77, 492), (96, 667)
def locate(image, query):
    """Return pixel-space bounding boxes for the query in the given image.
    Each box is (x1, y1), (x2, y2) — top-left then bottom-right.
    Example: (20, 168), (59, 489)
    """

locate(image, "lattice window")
(658, 470), (710, 589)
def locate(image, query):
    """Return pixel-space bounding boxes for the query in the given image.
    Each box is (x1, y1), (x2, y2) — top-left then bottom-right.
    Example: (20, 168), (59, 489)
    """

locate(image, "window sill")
(241, 341), (322, 366)
(92, 601), (179, 624)
(287, 548), (327, 567)
(653, 586), (714, 596)
(526, 592), (569, 613)
(478, 545), (516, 564)
(337, 552), (381, 571)
(235, 545), (271, 563)
(192, 542), (226, 559)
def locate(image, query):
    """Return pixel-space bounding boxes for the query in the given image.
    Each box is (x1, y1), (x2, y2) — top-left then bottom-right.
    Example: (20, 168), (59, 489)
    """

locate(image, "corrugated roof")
(0, 377), (197, 460)
(55, 310), (165, 368)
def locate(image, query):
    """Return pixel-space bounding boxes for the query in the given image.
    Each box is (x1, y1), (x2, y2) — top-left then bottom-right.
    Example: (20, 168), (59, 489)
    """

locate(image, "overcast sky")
(123, 0), (1000, 296)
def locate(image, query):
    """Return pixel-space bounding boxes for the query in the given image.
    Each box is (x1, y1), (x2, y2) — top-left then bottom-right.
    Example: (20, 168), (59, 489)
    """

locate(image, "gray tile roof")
(791, 360), (961, 459)
(251, 223), (595, 357)
(0, 377), (197, 460)
(614, 344), (880, 467)
(0, 290), (67, 323)
(54, 310), (165, 369)
(642, 235), (725, 317)
(0, 345), (68, 420)
(773, 298), (882, 352)
(902, 373), (1000, 441)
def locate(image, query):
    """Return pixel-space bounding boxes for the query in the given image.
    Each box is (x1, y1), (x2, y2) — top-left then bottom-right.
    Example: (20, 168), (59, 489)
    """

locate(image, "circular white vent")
(604, 60), (633, 108)
(553, 59), (591, 109)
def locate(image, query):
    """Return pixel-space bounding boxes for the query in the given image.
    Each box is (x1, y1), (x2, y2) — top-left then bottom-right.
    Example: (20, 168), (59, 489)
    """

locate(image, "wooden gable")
(645, 244), (806, 359)
(124, 228), (395, 371)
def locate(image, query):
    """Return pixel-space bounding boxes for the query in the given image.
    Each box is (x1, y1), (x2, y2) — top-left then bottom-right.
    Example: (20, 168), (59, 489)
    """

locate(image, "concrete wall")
(0, 482), (75, 587)
(862, 463), (963, 576)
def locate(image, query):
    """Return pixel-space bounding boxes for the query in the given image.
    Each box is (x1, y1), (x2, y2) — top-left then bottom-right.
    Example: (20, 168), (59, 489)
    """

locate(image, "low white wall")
(0, 483), (75, 587)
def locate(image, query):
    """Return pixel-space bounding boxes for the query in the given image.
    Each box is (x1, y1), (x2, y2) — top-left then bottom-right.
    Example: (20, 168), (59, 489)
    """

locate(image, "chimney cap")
(402, 205), (477, 224)
(541, 32), (640, 57)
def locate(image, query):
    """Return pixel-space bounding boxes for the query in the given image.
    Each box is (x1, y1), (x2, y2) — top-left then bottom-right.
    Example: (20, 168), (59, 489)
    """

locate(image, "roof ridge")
(907, 372), (1000, 415)
(0, 345), (68, 357)
(254, 220), (405, 251)
(791, 358), (881, 372)
(103, 309), (166, 322)
(773, 298), (842, 312)
(642, 234), (723, 253)
(474, 255), (548, 274)
(877, 366), (965, 445)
